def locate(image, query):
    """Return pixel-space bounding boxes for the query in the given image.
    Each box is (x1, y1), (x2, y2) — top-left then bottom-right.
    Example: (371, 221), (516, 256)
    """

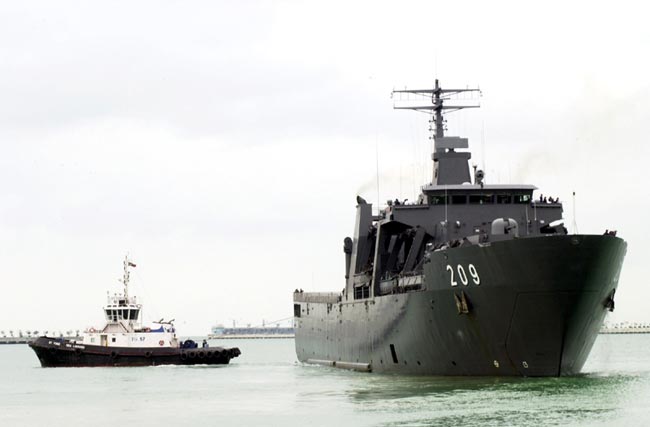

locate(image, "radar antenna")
(392, 80), (481, 185)
(392, 79), (481, 139)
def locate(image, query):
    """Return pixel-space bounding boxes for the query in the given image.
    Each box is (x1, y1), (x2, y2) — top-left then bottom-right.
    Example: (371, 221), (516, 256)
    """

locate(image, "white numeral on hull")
(446, 264), (480, 286)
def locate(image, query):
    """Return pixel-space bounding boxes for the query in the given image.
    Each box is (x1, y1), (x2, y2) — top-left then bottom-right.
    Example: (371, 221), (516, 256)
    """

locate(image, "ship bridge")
(421, 184), (537, 205)
(100, 257), (143, 333)
(103, 297), (141, 323)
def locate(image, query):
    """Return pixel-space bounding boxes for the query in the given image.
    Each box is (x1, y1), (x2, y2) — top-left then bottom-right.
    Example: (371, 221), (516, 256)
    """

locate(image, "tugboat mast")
(122, 255), (135, 301)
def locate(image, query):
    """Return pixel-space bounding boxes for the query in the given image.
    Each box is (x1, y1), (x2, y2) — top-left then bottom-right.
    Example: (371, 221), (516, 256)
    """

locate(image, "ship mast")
(122, 255), (135, 301)
(392, 80), (480, 185)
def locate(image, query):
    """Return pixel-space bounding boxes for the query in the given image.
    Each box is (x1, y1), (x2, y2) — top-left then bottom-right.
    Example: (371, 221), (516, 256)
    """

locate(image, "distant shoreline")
(600, 328), (650, 334)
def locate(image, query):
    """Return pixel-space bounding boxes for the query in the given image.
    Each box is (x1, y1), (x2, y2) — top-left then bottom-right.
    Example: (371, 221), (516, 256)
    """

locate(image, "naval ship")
(293, 80), (626, 376)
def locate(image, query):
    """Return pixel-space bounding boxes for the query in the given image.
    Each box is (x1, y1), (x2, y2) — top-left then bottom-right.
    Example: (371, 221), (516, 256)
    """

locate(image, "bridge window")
(451, 195), (466, 204)
(469, 195), (493, 204)
(496, 195), (511, 204)
(429, 195), (447, 205)
(513, 194), (532, 204)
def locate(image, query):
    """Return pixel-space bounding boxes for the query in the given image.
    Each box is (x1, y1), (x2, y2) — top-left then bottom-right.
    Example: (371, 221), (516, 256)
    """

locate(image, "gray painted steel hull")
(294, 235), (626, 376)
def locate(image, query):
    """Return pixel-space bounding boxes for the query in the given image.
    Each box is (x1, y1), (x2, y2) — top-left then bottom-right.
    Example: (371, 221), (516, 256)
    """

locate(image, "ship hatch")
(389, 344), (399, 364)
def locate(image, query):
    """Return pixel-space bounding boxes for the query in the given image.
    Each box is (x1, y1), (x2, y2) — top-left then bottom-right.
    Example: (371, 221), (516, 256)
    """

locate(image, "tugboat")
(293, 80), (627, 376)
(30, 257), (241, 367)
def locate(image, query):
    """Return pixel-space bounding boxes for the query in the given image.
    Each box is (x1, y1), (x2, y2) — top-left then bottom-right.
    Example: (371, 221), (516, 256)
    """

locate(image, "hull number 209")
(446, 264), (480, 286)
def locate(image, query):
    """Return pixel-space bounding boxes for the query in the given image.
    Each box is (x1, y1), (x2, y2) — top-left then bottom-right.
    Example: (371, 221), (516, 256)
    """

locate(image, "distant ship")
(30, 257), (241, 367)
(209, 324), (294, 339)
(293, 80), (627, 376)
(600, 323), (650, 334)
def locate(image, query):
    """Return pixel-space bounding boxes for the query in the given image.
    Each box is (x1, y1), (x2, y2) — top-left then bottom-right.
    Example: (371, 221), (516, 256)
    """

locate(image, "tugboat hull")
(29, 337), (241, 367)
(294, 235), (626, 376)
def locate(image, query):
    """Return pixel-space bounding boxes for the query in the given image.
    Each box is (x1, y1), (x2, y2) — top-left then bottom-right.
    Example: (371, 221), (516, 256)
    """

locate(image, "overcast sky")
(1, 0), (648, 335)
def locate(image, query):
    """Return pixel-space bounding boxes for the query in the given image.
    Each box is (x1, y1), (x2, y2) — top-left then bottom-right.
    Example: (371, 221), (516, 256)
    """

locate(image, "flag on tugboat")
(128, 262), (136, 267)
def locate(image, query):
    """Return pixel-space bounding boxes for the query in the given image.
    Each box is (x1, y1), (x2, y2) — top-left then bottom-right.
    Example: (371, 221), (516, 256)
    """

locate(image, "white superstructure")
(81, 256), (179, 348)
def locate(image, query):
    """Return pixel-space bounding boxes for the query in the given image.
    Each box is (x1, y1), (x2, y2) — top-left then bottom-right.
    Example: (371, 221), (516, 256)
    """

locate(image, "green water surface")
(1, 334), (649, 426)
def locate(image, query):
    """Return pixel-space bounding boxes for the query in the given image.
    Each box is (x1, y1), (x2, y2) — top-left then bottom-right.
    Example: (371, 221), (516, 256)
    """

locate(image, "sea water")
(2, 334), (650, 427)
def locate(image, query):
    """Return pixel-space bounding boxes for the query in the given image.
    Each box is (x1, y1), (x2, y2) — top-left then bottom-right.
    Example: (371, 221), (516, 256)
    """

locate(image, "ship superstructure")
(81, 257), (178, 349)
(293, 80), (626, 376)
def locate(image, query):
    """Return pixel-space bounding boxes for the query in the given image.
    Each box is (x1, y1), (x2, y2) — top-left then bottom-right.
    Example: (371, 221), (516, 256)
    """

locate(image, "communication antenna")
(572, 191), (579, 234)
(375, 136), (380, 213)
(444, 186), (448, 241)
(481, 119), (486, 172)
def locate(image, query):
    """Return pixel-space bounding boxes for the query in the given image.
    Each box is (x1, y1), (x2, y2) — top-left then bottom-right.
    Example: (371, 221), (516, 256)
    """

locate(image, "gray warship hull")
(294, 234), (626, 376)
